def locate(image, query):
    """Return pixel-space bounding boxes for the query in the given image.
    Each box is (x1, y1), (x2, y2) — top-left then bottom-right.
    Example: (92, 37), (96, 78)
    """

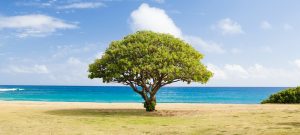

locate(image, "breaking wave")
(0, 88), (24, 91)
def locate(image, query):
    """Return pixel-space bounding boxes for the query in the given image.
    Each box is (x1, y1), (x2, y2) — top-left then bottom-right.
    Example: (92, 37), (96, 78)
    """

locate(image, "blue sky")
(0, 0), (300, 86)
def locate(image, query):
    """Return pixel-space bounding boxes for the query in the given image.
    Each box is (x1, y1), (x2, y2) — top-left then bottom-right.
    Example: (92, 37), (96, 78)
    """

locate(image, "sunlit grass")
(0, 102), (299, 135)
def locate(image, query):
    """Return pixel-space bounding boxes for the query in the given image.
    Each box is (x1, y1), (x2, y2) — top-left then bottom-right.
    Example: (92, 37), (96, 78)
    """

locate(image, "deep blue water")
(0, 85), (286, 104)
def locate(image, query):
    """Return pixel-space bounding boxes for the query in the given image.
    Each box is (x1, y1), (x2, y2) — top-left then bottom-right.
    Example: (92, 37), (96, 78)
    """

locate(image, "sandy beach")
(0, 101), (299, 135)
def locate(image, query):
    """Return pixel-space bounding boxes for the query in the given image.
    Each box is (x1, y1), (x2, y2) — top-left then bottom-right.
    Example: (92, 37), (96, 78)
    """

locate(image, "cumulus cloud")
(47, 55), (101, 85)
(130, 3), (182, 38)
(214, 18), (243, 35)
(95, 52), (104, 59)
(294, 59), (300, 69)
(58, 2), (105, 9)
(47, 44), (105, 85)
(224, 64), (249, 78)
(207, 63), (227, 80)
(0, 14), (77, 37)
(0, 43), (105, 85)
(206, 63), (300, 86)
(260, 21), (272, 30)
(184, 36), (225, 54)
(130, 3), (225, 54)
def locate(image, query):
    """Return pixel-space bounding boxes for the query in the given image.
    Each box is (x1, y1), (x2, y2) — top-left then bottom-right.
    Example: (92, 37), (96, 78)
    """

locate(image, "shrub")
(144, 101), (156, 112)
(261, 87), (300, 104)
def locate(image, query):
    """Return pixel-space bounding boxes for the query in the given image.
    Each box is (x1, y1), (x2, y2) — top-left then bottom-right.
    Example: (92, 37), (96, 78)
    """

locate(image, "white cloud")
(248, 64), (270, 79)
(58, 2), (105, 9)
(0, 14), (77, 37)
(207, 63), (227, 79)
(40, 0), (57, 7)
(184, 36), (226, 54)
(7, 64), (49, 74)
(48, 55), (98, 85)
(283, 23), (293, 31)
(0, 42), (108, 85)
(153, 0), (165, 3)
(224, 64), (249, 79)
(95, 52), (104, 59)
(294, 59), (300, 69)
(130, 3), (182, 38)
(130, 3), (225, 54)
(214, 18), (243, 35)
(67, 57), (82, 65)
(46, 44), (103, 85)
(52, 44), (93, 58)
(260, 21), (272, 30)
(49, 44), (103, 82)
(206, 63), (300, 86)
(15, 0), (57, 8)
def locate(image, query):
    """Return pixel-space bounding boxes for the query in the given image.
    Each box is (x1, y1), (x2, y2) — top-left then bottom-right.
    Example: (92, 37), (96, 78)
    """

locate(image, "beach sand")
(0, 101), (299, 135)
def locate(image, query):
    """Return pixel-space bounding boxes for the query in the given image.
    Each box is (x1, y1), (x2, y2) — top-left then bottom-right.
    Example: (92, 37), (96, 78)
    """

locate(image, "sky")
(0, 0), (300, 86)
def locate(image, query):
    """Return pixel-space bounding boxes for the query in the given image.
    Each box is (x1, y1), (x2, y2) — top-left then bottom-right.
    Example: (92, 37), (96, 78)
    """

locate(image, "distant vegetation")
(261, 87), (300, 104)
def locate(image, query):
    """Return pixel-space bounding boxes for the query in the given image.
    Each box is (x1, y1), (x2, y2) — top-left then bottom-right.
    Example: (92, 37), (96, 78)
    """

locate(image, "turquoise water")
(0, 85), (286, 104)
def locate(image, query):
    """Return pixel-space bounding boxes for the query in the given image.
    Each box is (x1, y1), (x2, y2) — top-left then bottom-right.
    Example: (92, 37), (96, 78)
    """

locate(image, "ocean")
(0, 85), (286, 104)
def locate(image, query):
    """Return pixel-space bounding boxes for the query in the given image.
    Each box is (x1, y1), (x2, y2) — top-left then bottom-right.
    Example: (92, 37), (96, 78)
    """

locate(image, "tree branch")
(150, 73), (165, 97)
(129, 82), (142, 95)
(161, 79), (181, 86)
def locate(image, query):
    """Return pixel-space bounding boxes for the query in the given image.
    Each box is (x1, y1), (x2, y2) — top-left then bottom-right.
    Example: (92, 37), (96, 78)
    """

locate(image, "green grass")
(0, 103), (300, 135)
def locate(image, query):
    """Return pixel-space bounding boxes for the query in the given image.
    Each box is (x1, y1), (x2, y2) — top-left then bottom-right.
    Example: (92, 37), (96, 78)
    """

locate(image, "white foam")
(0, 88), (24, 91)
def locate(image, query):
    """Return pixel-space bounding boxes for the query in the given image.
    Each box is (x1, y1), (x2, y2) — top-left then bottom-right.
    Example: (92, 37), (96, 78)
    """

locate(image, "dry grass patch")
(0, 102), (299, 135)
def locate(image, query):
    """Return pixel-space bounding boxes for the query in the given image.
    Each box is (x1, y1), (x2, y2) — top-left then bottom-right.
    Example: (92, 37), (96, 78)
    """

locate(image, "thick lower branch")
(129, 82), (142, 95)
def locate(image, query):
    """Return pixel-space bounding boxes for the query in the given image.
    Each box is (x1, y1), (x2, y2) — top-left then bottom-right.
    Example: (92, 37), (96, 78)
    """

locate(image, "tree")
(261, 87), (300, 104)
(88, 31), (213, 112)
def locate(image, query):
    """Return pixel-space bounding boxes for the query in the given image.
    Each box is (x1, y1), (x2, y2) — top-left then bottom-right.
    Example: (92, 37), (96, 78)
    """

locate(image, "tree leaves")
(261, 87), (300, 104)
(89, 31), (213, 90)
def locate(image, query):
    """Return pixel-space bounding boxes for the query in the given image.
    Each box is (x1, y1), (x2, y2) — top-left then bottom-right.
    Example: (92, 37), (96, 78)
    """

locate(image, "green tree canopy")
(89, 31), (213, 111)
(261, 87), (300, 104)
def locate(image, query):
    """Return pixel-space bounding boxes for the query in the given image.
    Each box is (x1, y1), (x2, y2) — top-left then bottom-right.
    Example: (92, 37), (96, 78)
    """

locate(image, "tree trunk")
(144, 96), (156, 112)
(129, 84), (160, 112)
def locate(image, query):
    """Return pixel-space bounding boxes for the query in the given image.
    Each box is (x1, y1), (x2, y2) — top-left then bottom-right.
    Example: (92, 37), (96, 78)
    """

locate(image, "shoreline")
(0, 100), (262, 104)
(0, 100), (298, 110)
(2, 100), (299, 105)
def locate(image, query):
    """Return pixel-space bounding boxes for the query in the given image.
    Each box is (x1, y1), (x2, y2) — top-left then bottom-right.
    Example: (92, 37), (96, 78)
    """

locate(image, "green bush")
(261, 87), (300, 104)
(144, 101), (156, 112)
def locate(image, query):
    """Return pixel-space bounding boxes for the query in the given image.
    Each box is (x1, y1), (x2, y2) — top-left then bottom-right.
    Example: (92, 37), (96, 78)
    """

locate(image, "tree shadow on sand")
(277, 122), (300, 127)
(45, 109), (180, 117)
